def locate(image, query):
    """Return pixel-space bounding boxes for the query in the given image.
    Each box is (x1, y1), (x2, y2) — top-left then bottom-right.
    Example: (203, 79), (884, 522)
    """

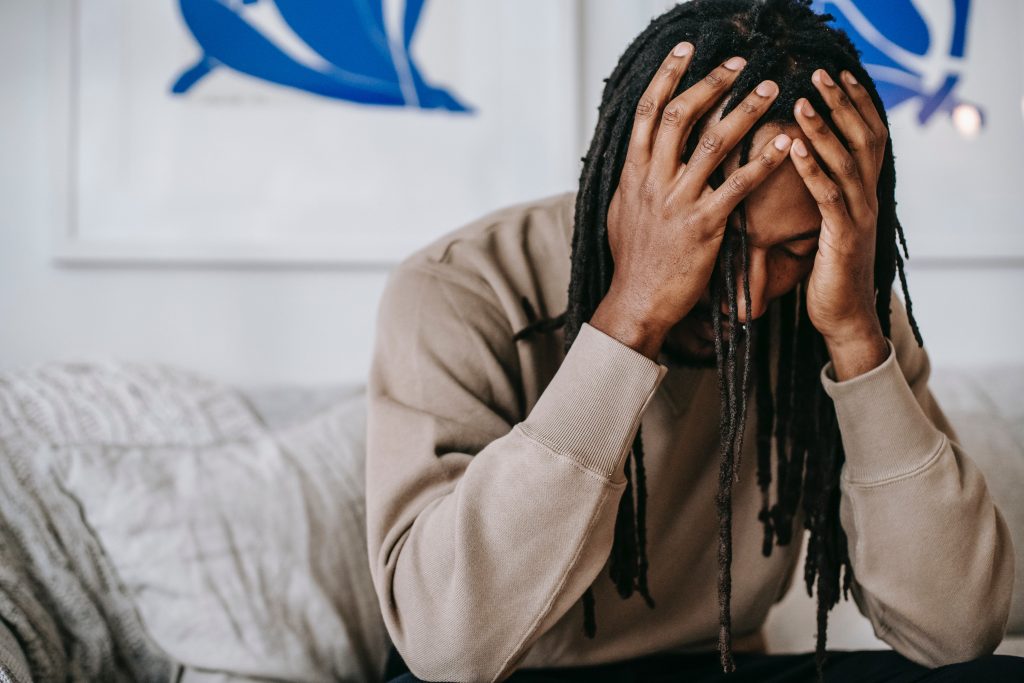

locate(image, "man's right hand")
(589, 43), (793, 360)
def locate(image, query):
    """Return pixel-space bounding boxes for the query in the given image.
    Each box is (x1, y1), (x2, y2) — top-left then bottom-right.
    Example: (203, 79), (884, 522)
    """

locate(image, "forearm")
(368, 323), (666, 681)
(823, 342), (1015, 665)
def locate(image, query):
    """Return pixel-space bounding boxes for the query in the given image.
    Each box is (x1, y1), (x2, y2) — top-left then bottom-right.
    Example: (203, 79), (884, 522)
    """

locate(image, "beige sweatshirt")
(365, 191), (1014, 682)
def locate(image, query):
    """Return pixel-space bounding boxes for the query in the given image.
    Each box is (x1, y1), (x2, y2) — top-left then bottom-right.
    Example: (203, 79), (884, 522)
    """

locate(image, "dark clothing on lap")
(383, 644), (1024, 683)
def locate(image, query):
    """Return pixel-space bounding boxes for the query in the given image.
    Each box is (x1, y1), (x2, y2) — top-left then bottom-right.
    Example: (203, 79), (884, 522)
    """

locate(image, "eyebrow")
(786, 228), (821, 242)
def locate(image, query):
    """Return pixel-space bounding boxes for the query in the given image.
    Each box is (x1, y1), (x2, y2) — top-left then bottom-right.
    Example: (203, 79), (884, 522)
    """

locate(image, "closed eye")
(781, 246), (816, 260)
(779, 228), (820, 260)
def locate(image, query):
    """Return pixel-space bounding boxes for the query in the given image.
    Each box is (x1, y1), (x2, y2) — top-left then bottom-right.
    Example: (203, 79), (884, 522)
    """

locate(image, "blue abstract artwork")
(813, 0), (981, 126)
(171, 0), (472, 111)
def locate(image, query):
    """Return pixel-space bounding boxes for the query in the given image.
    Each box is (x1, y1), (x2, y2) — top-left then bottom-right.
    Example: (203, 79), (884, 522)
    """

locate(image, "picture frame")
(47, 0), (584, 266)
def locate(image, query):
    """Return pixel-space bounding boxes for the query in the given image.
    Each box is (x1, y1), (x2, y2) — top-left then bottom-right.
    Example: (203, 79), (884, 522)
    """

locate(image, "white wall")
(2, 1), (1023, 387)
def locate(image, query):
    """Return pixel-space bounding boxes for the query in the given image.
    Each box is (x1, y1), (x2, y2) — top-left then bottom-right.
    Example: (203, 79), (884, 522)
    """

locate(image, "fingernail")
(816, 69), (835, 86)
(756, 80), (776, 97)
(802, 100), (816, 117)
(843, 70), (858, 85)
(673, 42), (692, 57)
(792, 138), (809, 157)
(724, 56), (746, 71)
(774, 134), (791, 151)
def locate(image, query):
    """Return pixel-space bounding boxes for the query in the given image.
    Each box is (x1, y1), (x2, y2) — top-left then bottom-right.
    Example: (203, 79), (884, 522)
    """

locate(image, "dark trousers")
(383, 645), (1024, 682)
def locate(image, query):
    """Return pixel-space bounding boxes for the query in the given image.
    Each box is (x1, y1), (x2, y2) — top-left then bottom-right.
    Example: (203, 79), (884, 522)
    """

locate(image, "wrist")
(589, 288), (672, 361)
(824, 322), (889, 381)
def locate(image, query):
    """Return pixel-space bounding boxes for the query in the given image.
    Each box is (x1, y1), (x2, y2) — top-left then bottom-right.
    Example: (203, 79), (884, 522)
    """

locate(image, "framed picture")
(48, 0), (584, 265)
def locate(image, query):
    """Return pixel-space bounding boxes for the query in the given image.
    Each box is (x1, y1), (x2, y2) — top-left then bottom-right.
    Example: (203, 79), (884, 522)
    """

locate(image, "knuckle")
(675, 101), (696, 123)
(662, 104), (684, 127)
(820, 184), (842, 205)
(839, 155), (858, 177)
(740, 99), (759, 115)
(660, 62), (679, 79)
(726, 173), (750, 196)
(813, 122), (830, 137)
(758, 151), (777, 169)
(639, 176), (659, 201)
(853, 131), (875, 151)
(704, 70), (724, 87)
(835, 92), (852, 109)
(699, 132), (723, 154)
(656, 198), (677, 221)
(636, 96), (657, 119)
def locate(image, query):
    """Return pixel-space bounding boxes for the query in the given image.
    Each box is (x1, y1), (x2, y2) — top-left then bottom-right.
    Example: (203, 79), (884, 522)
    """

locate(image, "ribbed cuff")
(821, 339), (946, 485)
(522, 323), (667, 482)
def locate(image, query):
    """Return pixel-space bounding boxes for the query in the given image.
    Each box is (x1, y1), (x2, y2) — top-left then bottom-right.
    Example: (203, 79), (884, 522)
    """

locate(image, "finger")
(676, 79), (779, 195)
(810, 69), (877, 193)
(793, 97), (871, 221)
(623, 42), (695, 170)
(702, 133), (793, 225)
(789, 137), (856, 248)
(648, 55), (748, 180)
(839, 69), (888, 177)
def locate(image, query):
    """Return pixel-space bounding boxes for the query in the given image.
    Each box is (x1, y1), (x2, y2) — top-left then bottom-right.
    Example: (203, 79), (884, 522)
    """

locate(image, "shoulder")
(371, 193), (576, 423)
(381, 191), (577, 328)
(412, 191), (575, 265)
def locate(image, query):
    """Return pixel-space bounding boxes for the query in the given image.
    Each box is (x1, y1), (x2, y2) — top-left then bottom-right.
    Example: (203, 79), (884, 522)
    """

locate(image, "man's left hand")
(790, 68), (891, 380)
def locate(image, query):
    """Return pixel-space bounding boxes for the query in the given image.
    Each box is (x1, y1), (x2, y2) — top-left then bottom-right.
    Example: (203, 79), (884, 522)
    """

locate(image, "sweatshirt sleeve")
(365, 263), (666, 682)
(820, 297), (1015, 668)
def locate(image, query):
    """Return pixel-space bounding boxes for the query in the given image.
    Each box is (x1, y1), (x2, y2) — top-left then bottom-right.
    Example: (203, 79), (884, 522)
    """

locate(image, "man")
(365, 1), (1020, 681)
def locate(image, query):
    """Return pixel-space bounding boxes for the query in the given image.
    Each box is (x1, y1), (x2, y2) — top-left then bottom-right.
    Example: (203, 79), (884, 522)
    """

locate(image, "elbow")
(391, 631), (513, 683)
(910, 615), (1008, 669)
(898, 588), (1012, 669)
(381, 585), (517, 683)
(921, 508), (1017, 667)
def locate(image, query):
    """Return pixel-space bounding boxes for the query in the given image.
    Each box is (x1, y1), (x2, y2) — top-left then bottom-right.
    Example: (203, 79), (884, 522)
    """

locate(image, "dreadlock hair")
(513, 0), (926, 680)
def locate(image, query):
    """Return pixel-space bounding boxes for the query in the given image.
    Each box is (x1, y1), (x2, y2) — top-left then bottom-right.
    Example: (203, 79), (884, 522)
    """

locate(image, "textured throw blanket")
(0, 362), (263, 682)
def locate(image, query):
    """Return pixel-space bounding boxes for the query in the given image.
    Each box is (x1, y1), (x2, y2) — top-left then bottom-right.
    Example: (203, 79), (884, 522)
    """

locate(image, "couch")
(0, 360), (1020, 682)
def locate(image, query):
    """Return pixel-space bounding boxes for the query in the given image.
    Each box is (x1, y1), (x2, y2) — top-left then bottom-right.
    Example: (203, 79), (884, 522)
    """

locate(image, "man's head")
(567, 0), (916, 364)
(562, 1), (922, 677)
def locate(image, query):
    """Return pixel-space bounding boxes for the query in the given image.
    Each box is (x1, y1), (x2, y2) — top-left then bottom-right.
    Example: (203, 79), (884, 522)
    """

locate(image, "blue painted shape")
(273, 0), (397, 85)
(403, 0), (427, 48)
(872, 81), (919, 111)
(171, 0), (471, 111)
(950, 0), (970, 58)
(855, 0), (930, 56)
(813, 0), (981, 128)
(171, 55), (216, 94)
(816, 1), (912, 74)
(916, 73), (959, 124)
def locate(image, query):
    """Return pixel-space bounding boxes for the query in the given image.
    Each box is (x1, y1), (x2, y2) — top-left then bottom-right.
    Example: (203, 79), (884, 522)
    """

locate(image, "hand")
(790, 69), (890, 378)
(590, 44), (794, 360)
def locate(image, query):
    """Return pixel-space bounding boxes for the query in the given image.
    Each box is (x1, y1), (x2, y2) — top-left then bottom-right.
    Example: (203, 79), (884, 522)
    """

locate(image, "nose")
(719, 249), (768, 324)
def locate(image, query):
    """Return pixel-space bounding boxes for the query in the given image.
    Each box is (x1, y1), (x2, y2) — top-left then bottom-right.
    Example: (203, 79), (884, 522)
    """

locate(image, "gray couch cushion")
(1, 362), (389, 683)
(58, 380), (389, 682)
